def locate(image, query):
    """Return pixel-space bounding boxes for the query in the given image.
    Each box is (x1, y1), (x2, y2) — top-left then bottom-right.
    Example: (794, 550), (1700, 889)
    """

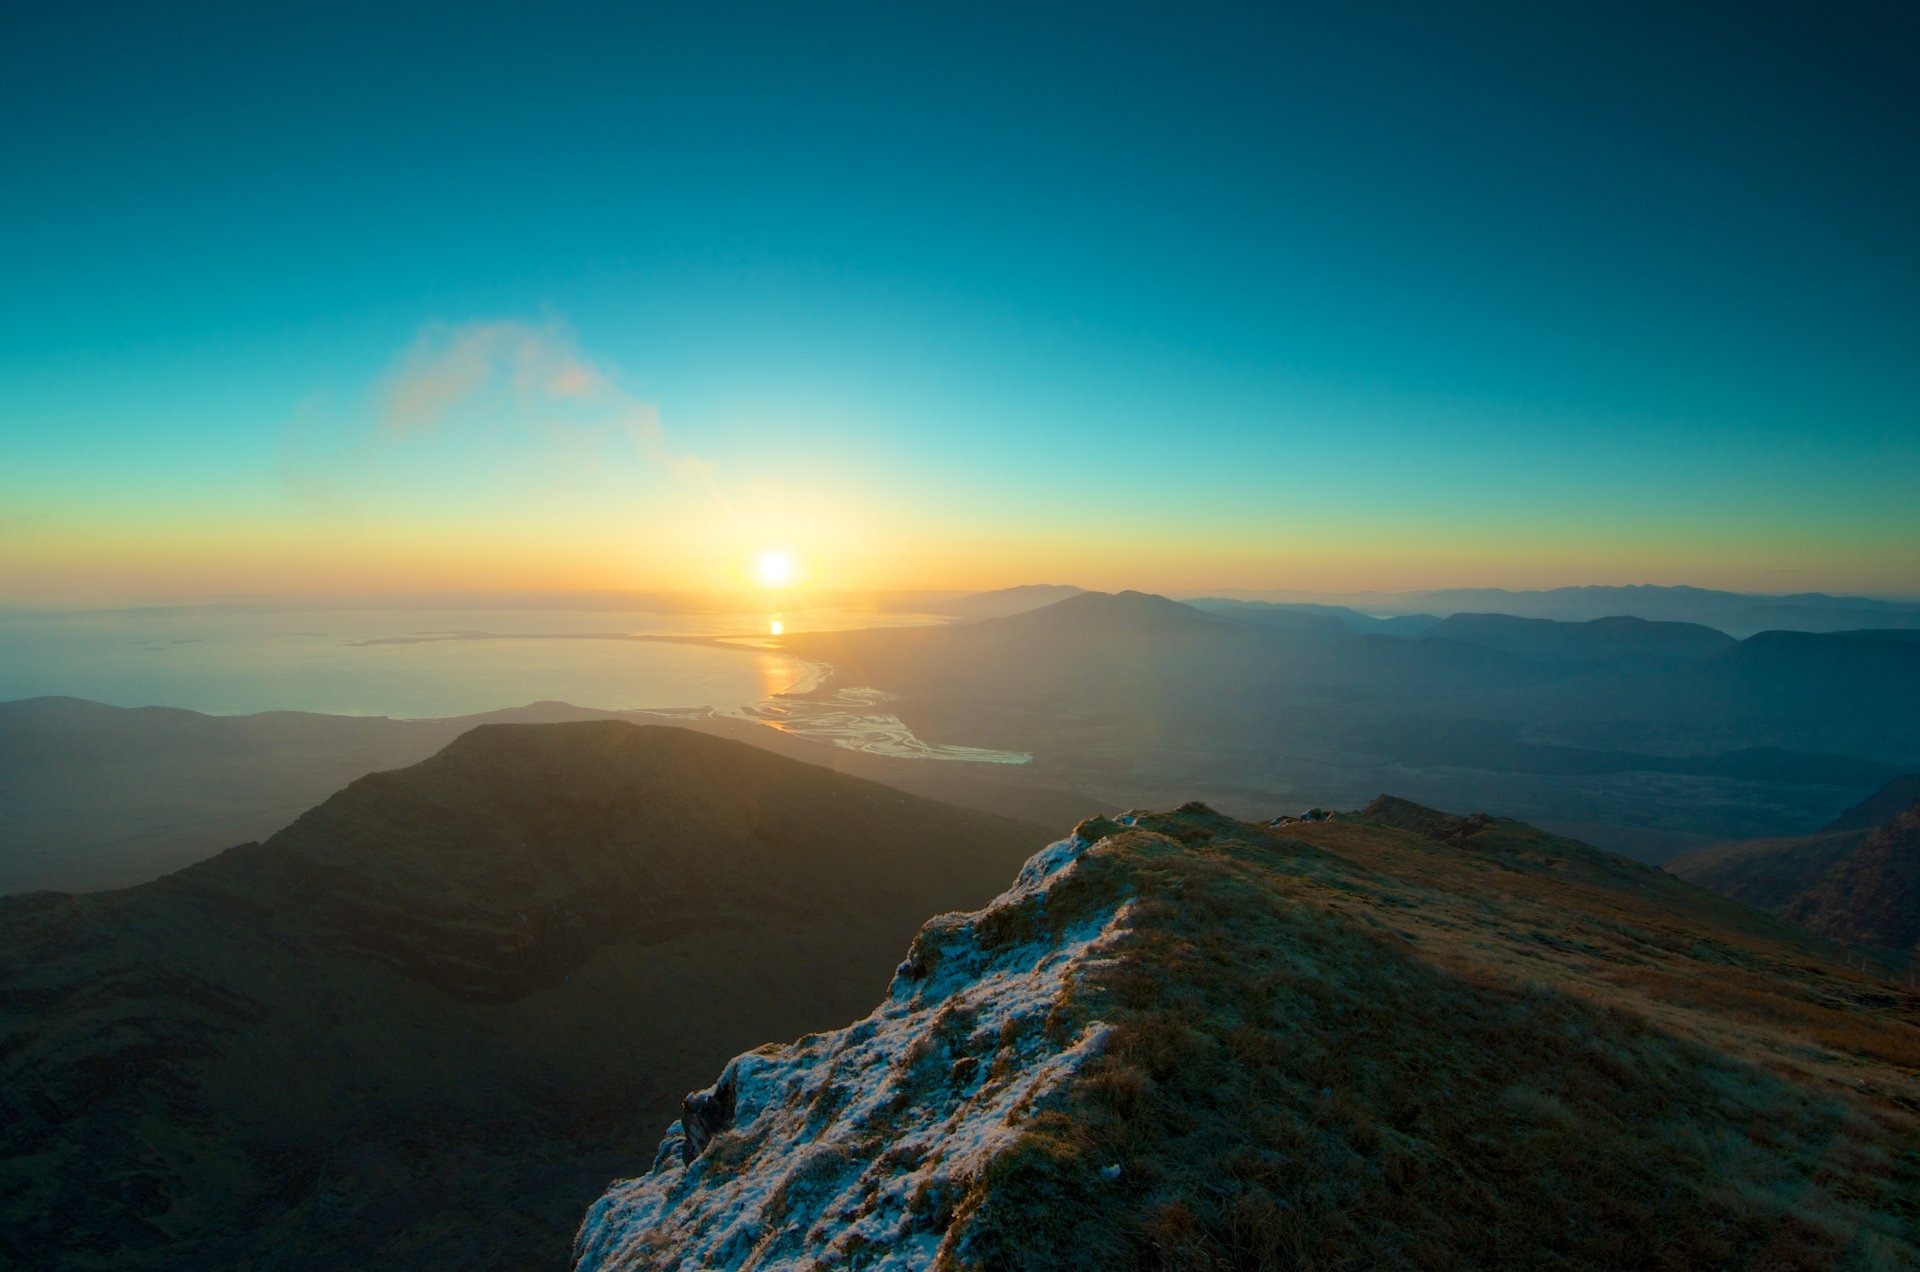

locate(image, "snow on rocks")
(572, 826), (1133, 1271)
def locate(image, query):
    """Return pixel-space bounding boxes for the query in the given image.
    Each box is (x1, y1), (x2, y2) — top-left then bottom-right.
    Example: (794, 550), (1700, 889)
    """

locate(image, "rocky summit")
(576, 803), (1920, 1270)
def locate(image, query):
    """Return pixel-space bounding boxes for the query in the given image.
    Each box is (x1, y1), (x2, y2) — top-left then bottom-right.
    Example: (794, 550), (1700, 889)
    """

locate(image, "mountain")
(0, 722), (1044, 1269)
(1184, 584), (1920, 636)
(1829, 772), (1920, 831)
(1250, 584), (1920, 638)
(783, 592), (1916, 856)
(1781, 804), (1920, 957)
(0, 697), (1101, 896)
(1181, 597), (1355, 636)
(934, 584), (1086, 622)
(1669, 772), (1920, 968)
(1609, 629), (1920, 761)
(1185, 597), (1441, 636)
(1423, 612), (1735, 665)
(574, 800), (1920, 1269)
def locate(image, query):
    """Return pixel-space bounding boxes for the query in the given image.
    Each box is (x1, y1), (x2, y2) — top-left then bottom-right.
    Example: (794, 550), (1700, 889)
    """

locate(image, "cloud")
(377, 320), (708, 477)
(282, 319), (716, 511)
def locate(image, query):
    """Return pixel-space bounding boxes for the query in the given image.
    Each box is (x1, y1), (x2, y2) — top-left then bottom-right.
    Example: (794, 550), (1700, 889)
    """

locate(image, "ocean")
(0, 605), (929, 720)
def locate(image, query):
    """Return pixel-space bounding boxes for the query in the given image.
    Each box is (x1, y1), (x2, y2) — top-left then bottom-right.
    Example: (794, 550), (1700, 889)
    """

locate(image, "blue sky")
(2, 1), (1916, 599)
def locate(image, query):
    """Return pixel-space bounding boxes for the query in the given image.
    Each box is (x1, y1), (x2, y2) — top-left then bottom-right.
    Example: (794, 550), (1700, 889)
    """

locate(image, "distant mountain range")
(982, 579), (1920, 639)
(9, 584), (1919, 898)
(785, 590), (1920, 857)
(0, 723), (1042, 1268)
(1186, 596), (1441, 636)
(1179, 583), (1920, 637)
(575, 798), (1920, 1269)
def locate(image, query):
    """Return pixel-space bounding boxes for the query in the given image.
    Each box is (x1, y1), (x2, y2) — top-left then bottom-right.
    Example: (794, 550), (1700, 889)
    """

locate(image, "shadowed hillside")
(0, 696), (1100, 895)
(0, 722), (1044, 1269)
(1671, 774), (1920, 973)
(1829, 773), (1920, 831)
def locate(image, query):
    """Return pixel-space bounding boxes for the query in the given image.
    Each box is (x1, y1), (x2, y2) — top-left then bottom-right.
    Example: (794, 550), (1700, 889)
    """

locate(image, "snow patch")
(573, 831), (1131, 1271)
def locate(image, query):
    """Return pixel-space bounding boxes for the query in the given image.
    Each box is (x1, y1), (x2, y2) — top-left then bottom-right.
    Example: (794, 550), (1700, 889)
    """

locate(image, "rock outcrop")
(574, 820), (1132, 1269)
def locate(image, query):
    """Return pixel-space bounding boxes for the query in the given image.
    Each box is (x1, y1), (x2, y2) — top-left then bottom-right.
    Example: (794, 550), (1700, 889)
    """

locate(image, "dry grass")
(949, 806), (1920, 1270)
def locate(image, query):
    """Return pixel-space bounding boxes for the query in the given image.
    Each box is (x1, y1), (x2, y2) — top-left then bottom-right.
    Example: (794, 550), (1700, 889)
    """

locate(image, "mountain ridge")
(574, 798), (1920, 1269)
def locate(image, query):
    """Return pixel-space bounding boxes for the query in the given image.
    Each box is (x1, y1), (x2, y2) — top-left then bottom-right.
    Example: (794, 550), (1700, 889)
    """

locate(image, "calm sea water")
(0, 607), (938, 720)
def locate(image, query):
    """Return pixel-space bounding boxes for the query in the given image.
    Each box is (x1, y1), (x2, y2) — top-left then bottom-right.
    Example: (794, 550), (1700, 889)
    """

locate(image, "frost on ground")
(572, 825), (1132, 1270)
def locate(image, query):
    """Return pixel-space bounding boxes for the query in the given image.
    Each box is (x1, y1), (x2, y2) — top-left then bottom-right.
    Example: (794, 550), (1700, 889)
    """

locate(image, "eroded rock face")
(679, 1069), (737, 1164)
(572, 829), (1133, 1271)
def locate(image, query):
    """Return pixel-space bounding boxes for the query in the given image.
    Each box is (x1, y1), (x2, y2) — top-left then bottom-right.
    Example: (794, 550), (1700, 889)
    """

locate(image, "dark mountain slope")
(1670, 770), (1920, 967)
(0, 722), (1044, 1269)
(0, 694), (469, 893)
(1781, 803), (1920, 956)
(1829, 772), (1920, 831)
(0, 695), (1101, 895)
(1664, 828), (1870, 915)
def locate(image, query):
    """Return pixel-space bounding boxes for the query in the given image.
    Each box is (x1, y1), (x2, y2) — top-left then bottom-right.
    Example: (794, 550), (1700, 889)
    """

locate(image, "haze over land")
(4, 2), (1919, 1268)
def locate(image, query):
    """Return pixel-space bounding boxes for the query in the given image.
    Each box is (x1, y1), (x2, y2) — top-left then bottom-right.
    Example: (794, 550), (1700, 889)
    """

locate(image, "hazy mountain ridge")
(1184, 597), (1442, 636)
(0, 723), (1044, 1269)
(934, 584), (1087, 621)
(575, 800), (1920, 1269)
(784, 591), (1920, 857)
(1422, 612), (1736, 665)
(1190, 584), (1920, 637)
(0, 696), (1101, 896)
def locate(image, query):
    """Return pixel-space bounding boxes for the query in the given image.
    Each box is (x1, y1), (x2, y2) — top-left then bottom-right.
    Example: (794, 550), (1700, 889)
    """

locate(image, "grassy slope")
(956, 805), (1920, 1270)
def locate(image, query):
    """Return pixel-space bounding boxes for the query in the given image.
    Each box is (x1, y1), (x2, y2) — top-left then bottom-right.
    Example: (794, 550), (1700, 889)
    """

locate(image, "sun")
(755, 550), (796, 588)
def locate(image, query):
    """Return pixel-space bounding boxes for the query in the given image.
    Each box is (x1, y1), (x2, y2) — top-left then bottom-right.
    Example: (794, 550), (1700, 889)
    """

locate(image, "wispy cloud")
(378, 320), (710, 478)
(281, 319), (719, 510)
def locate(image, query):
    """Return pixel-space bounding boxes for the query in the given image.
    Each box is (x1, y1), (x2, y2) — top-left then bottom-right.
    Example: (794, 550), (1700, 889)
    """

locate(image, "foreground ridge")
(574, 821), (1134, 1269)
(575, 801), (1920, 1270)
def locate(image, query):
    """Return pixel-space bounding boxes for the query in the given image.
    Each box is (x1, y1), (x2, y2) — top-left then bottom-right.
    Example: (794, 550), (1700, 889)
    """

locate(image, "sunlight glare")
(756, 550), (796, 588)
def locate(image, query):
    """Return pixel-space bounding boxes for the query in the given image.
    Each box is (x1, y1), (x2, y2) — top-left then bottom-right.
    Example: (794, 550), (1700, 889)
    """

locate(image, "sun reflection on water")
(755, 651), (805, 699)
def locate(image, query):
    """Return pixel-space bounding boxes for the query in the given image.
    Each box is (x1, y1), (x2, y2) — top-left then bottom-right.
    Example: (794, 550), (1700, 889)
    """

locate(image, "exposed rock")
(573, 826), (1131, 1270)
(680, 1069), (738, 1163)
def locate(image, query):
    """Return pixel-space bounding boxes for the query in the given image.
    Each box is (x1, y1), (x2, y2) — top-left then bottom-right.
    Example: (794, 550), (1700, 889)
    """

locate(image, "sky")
(2, 0), (1916, 604)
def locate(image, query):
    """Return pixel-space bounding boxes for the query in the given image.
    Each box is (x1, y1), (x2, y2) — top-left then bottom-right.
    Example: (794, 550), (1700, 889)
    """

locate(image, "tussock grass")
(953, 807), (1920, 1270)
